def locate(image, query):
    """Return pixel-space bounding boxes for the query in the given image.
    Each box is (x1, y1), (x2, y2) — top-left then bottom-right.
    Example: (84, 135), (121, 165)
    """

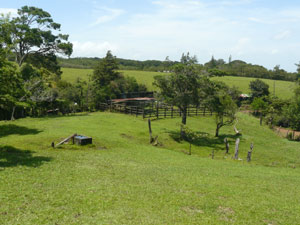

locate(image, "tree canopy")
(1, 6), (73, 66)
(249, 79), (270, 99)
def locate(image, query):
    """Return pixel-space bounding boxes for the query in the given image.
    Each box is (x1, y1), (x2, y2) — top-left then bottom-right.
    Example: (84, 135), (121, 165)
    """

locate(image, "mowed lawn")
(61, 68), (295, 99)
(1, 112), (300, 224)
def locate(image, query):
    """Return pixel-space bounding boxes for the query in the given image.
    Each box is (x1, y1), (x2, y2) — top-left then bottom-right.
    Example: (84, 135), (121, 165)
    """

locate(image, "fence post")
(203, 108), (205, 116)
(164, 107), (167, 118)
(156, 102), (159, 119)
(247, 143), (254, 162)
(234, 138), (240, 159)
(171, 106), (174, 118)
(143, 108), (145, 119)
(136, 106), (138, 117)
(196, 107), (198, 116)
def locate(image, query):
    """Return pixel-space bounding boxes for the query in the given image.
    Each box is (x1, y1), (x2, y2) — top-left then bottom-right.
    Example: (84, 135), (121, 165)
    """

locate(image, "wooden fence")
(99, 103), (215, 119)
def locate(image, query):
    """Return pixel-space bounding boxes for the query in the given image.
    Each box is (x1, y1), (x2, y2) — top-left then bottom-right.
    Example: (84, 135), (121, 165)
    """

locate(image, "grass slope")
(1, 112), (300, 224)
(61, 68), (294, 99)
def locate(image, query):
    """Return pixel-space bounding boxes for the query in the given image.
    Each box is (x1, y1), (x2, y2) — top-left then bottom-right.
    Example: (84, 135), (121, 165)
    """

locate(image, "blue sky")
(1, 0), (300, 72)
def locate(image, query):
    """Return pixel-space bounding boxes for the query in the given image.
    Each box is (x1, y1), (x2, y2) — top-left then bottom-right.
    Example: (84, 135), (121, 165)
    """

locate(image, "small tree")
(154, 54), (201, 137)
(249, 79), (269, 99)
(213, 93), (237, 137)
(204, 81), (237, 137)
(251, 97), (268, 125)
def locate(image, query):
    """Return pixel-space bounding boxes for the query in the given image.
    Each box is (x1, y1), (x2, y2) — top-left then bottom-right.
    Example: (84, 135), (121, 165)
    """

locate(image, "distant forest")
(58, 56), (299, 82)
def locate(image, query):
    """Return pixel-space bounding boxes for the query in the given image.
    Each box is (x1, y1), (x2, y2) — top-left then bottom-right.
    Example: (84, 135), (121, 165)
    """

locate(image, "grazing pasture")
(1, 112), (300, 224)
(61, 68), (295, 99)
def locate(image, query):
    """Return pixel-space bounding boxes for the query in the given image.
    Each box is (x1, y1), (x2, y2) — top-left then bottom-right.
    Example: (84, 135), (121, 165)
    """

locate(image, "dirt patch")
(120, 133), (134, 139)
(181, 206), (204, 214)
(218, 206), (235, 222)
(273, 126), (300, 139)
(263, 219), (277, 225)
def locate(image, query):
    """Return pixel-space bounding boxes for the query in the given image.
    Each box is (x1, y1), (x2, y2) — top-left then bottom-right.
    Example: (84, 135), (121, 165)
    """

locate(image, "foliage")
(0, 56), (24, 111)
(2, 6), (72, 66)
(154, 54), (201, 126)
(203, 80), (238, 137)
(90, 51), (147, 108)
(251, 97), (268, 112)
(285, 86), (300, 130)
(249, 78), (270, 99)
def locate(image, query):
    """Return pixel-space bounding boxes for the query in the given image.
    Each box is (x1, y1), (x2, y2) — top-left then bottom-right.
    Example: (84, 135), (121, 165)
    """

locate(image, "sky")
(1, 0), (300, 72)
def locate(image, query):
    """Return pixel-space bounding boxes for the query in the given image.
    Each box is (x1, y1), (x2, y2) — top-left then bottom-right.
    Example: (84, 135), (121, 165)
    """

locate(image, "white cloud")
(274, 30), (291, 40)
(72, 41), (118, 57)
(231, 38), (251, 55)
(90, 7), (124, 26)
(0, 8), (18, 17)
(271, 49), (279, 54)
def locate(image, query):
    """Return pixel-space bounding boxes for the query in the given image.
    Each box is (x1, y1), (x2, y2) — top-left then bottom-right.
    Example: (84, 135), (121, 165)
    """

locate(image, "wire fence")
(99, 103), (215, 119)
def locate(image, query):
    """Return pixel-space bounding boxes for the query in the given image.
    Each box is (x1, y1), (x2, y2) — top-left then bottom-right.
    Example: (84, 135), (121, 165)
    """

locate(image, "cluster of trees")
(58, 56), (178, 71)
(154, 53), (240, 138)
(206, 57), (298, 82)
(0, 6), (145, 120)
(248, 78), (300, 132)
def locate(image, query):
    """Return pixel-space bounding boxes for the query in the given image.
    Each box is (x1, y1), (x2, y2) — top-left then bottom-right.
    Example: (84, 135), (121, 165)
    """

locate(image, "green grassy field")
(1, 112), (300, 224)
(61, 68), (295, 99)
(61, 68), (165, 90)
(212, 76), (295, 99)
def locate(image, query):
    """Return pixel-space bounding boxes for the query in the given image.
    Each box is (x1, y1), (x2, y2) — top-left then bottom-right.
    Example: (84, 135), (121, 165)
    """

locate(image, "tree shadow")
(168, 130), (242, 151)
(39, 112), (91, 120)
(0, 145), (52, 169)
(0, 124), (42, 138)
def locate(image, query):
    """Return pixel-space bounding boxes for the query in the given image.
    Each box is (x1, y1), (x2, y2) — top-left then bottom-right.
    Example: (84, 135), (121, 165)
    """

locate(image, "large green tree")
(2, 6), (72, 66)
(0, 6), (73, 120)
(91, 51), (147, 108)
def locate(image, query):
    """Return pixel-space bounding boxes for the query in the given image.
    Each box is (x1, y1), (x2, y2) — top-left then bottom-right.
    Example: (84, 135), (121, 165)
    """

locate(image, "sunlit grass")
(1, 112), (300, 224)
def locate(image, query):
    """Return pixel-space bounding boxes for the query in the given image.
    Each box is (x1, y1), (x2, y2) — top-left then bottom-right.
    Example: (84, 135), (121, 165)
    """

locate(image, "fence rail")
(99, 103), (215, 119)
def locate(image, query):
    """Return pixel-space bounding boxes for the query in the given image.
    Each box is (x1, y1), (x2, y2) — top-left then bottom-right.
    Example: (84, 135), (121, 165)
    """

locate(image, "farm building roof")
(111, 97), (155, 103)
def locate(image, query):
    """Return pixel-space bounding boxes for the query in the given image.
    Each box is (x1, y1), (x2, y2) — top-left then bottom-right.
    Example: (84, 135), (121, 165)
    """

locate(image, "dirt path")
(273, 126), (300, 139)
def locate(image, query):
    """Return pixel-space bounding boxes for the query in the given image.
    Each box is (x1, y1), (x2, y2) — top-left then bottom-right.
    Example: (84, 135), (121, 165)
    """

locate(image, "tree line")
(58, 55), (299, 82)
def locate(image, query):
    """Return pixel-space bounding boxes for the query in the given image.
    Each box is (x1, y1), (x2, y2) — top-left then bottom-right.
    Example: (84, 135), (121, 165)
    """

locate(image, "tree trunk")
(260, 113), (263, 126)
(181, 107), (187, 125)
(11, 106), (16, 121)
(148, 119), (154, 143)
(215, 124), (222, 137)
(247, 143), (254, 162)
(224, 138), (229, 154)
(180, 107), (187, 139)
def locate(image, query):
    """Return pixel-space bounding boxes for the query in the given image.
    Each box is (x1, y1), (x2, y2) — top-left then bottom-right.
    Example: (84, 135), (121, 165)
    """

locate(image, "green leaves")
(249, 79), (270, 99)
(2, 5), (73, 66)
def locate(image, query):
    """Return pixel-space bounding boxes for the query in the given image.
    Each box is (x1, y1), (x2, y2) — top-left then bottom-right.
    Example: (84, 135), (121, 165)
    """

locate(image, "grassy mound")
(1, 112), (300, 224)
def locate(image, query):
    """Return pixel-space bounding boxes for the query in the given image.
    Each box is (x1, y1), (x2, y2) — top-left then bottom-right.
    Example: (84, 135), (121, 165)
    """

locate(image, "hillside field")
(61, 68), (295, 99)
(1, 111), (300, 224)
